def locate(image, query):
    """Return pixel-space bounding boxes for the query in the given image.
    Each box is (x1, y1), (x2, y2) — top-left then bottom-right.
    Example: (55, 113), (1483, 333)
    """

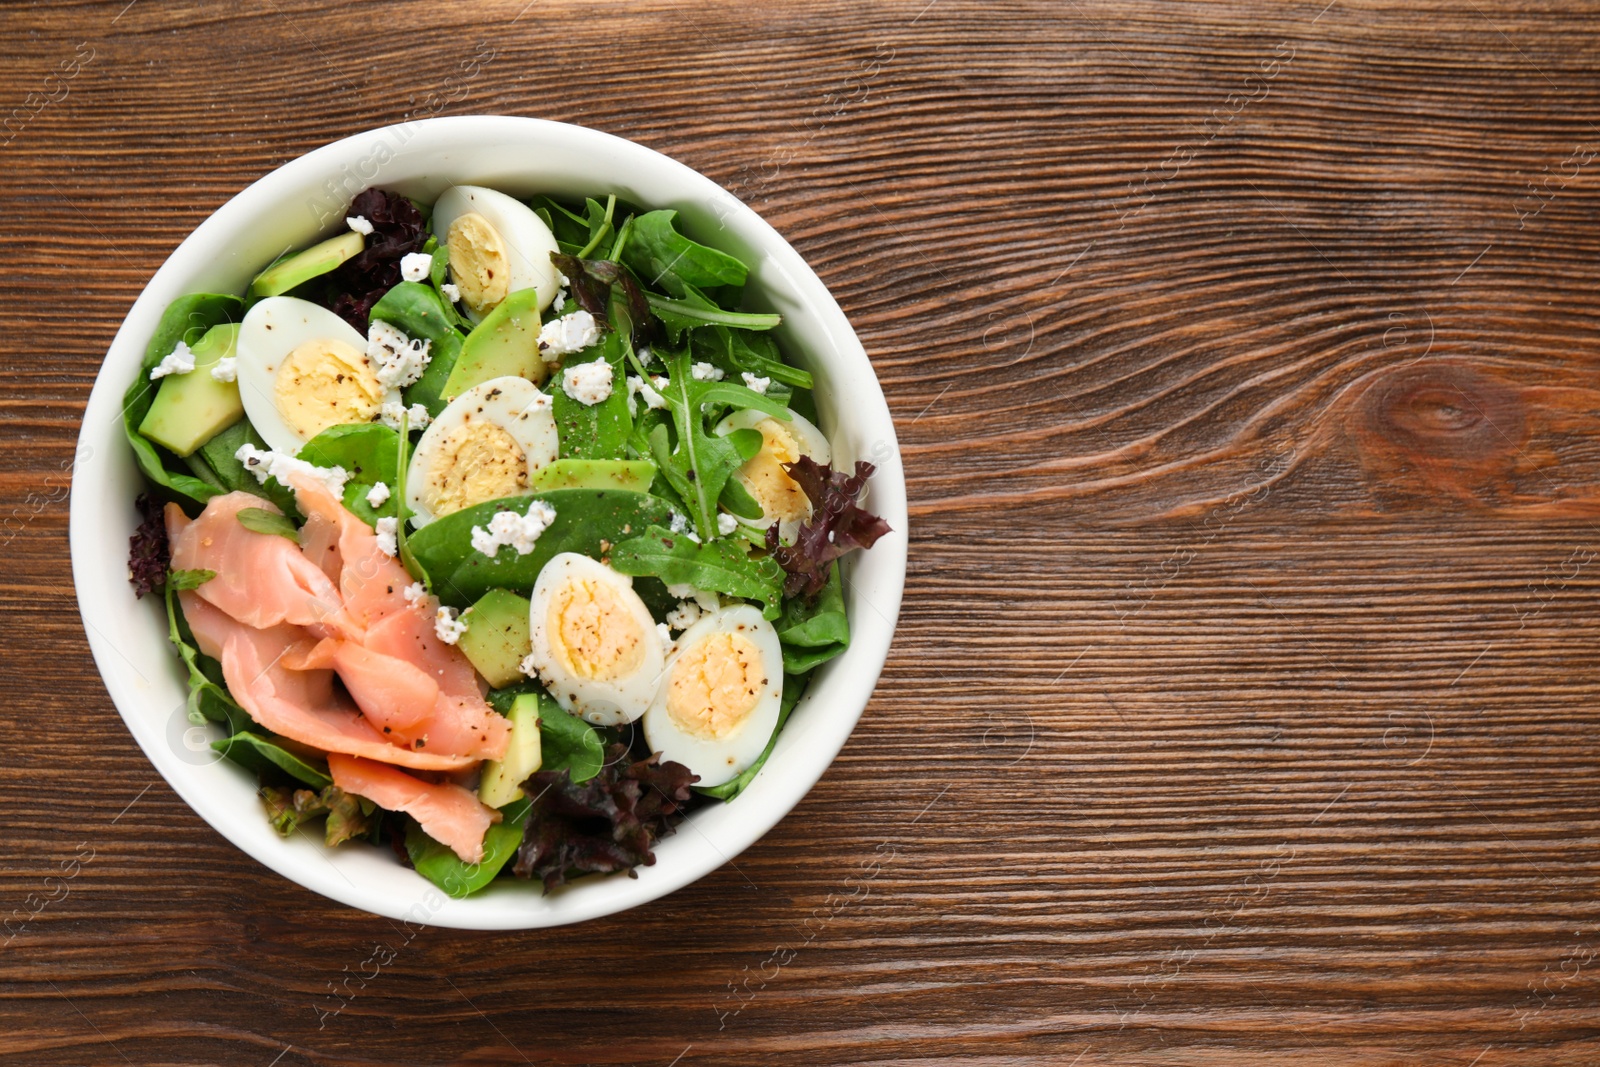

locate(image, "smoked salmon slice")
(327, 753), (499, 864)
(364, 606), (511, 762)
(166, 495), (361, 640)
(289, 474), (414, 630)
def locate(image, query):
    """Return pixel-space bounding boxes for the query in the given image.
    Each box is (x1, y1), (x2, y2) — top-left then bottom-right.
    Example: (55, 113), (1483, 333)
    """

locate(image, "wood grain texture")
(3, 0), (1600, 1063)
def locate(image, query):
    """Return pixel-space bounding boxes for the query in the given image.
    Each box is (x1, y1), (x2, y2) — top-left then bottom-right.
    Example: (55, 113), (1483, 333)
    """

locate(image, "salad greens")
(125, 185), (888, 898)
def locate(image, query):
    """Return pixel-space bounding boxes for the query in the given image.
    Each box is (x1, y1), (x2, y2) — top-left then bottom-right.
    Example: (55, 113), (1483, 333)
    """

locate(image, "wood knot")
(1348, 361), (1526, 503)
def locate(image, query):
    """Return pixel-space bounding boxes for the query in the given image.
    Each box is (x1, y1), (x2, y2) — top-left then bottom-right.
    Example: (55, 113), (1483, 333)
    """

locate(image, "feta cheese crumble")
(626, 375), (668, 416)
(666, 600), (702, 631)
(149, 341), (195, 380)
(210, 356), (238, 383)
(403, 581), (428, 606)
(399, 252), (433, 283)
(562, 360), (614, 406)
(656, 622), (673, 647)
(434, 606), (467, 645)
(346, 215), (374, 236)
(379, 401), (432, 431)
(373, 516), (399, 558)
(234, 444), (351, 497)
(666, 583), (721, 612)
(365, 481), (391, 508)
(367, 320), (432, 389)
(740, 372), (771, 394)
(470, 500), (558, 558)
(691, 361), (725, 382)
(518, 652), (540, 679)
(537, 309), (600, 361)
(716, 512), (739, 536)
(668, 511), (689, 535)
(440, 282), (461, 303)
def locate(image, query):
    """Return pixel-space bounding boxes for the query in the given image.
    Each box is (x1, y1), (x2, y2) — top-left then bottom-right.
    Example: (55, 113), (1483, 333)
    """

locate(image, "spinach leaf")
(236, 507), (299, 543)
(166, 568), (215, 592)
(369, 281), (466, 416)
(427, 246), (471, 330)
(651, 348), (790, 540)
(690, 321), (812, 391)
(696, 673), (807, 802)
(212, 732), (332, 789)
(531, 195), (595, 253)
(406, 797), (530, 899)
(407, 488), (680, 606)
(623, 210), (748, 297)
(533, 695), (605, 783)
(298, 422), (401, 526)
(165, 582), (252, 732)
(124, 293), (244, 508)
(611, 525), (784, 619)
(196, 419), (299, 516)
(777, 561), (850, 674)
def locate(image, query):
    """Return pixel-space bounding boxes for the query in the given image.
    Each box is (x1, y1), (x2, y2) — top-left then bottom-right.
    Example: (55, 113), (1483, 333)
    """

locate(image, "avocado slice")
(248, 230), (365, 299)
(479, 693), (543, 808)
(136, 323), (244, 457)
(440, 287), (546, 401)
(459, 587), (533, 689)
(529, 458), (657, 495)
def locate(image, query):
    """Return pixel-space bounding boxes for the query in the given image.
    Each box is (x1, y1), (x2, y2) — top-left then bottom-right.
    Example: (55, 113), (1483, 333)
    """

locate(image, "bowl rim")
(68, 115), (908, 929)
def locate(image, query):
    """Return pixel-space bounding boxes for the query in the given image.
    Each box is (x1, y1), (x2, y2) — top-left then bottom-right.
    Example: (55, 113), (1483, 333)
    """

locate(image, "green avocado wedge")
(408, 488), (680, 607)
(248, 230), (364, 300)
(529, 458), (657, 495)
(439, 286), (546, 401)
(137, 322), (244, 457)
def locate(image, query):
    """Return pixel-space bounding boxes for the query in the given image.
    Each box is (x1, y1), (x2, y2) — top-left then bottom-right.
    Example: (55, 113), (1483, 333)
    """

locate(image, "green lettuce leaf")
(610, 524), (784, 619)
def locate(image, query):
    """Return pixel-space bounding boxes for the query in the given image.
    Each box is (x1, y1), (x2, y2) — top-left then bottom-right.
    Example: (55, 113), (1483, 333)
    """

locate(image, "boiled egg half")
(405, 375), (558, 526)
(643, 605), (783, 788)
(526, 553), (666, 726)
(432, 185), (561, 320)
(713, 407), (831, 540)
(235, 296), (400, 455)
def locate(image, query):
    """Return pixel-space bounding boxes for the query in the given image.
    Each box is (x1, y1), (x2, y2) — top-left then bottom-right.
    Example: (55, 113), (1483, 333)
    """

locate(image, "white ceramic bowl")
(69, 117), (907, 929)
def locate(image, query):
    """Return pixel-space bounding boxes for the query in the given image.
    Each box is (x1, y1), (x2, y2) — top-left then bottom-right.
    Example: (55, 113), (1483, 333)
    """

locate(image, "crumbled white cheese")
(149, 341), (195, 380)
(666, 582), (721, 613)
(365, 482), (391, 508)
(346, 215), (374, 236)
(235, 444), (351, 497)
(470, 500), (558, 558)
(691, 361), (725, 382)
(562, 360), (614, 406)
(668, 512), (689, 535)
(518, 652), (540, 679)
(625, 375), (668, 416)
(740, 372), (771, 394)
(373, 516), (399, 558)
(210, 356), (238, 383)
(656, 622), (673, 647)
(538, 309), (600, 361)
(557, 271), (571, 288)
(400, 252), (433, 283)
(434, 606), (467, 645)
(379, 401), (432, 431)
(666, 600), (702, 631)
(367, 320), (432, 389)
(440, 282), (461, 303)
(717, 512), (738, 536)
(552, 289), (566, 313)
(403, 581), (428, 606)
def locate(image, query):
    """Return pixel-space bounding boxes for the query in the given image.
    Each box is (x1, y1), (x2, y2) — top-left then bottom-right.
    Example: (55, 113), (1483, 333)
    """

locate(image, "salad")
(122, 185), (888, 898)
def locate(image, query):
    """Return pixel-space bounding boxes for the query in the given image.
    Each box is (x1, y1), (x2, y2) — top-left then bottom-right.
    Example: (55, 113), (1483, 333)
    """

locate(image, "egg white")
(404, 375), (559, 526)
(235, 296), (397, 455)
(526, 553), (665, 726)
(643, 605), (783, 788)
(431, 185), (560, 320)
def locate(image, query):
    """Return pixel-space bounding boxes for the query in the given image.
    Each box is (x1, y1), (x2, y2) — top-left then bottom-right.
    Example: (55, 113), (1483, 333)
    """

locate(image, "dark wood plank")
(2, 0), (1599, 1063)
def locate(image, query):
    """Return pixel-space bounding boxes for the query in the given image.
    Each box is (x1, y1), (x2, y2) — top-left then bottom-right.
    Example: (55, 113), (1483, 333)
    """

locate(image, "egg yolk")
(420, 417), (528, 517)
(666, 632), (764, 740)
(548, 578), (647, 681)
(273, 337), (385, 441)
(737, 419), (810, 523)
(447, 212), (511, 315)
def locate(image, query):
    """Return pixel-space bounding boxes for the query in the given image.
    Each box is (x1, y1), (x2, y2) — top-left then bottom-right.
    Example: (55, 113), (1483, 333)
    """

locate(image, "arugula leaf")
(166, 568), (215, 591)
(236, 507), (299, 543)
(690, 321), (811, 391)
(645, 294), (779, 333)
(651, 348), (791, 540)
(407, 797), (530, 899)
(574, 196), (618, 260)
(551, 334), (632, 460)
(622, 210), (748, 297)
(123, 293), (244, 509)
(212, 732), (332, 789)
(695, 673), (806, 802)
(610, 525), (784, 619)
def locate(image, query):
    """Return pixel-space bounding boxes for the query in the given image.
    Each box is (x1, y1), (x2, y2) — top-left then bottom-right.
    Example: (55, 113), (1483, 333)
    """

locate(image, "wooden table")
(5, 1), (1598, 1062)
